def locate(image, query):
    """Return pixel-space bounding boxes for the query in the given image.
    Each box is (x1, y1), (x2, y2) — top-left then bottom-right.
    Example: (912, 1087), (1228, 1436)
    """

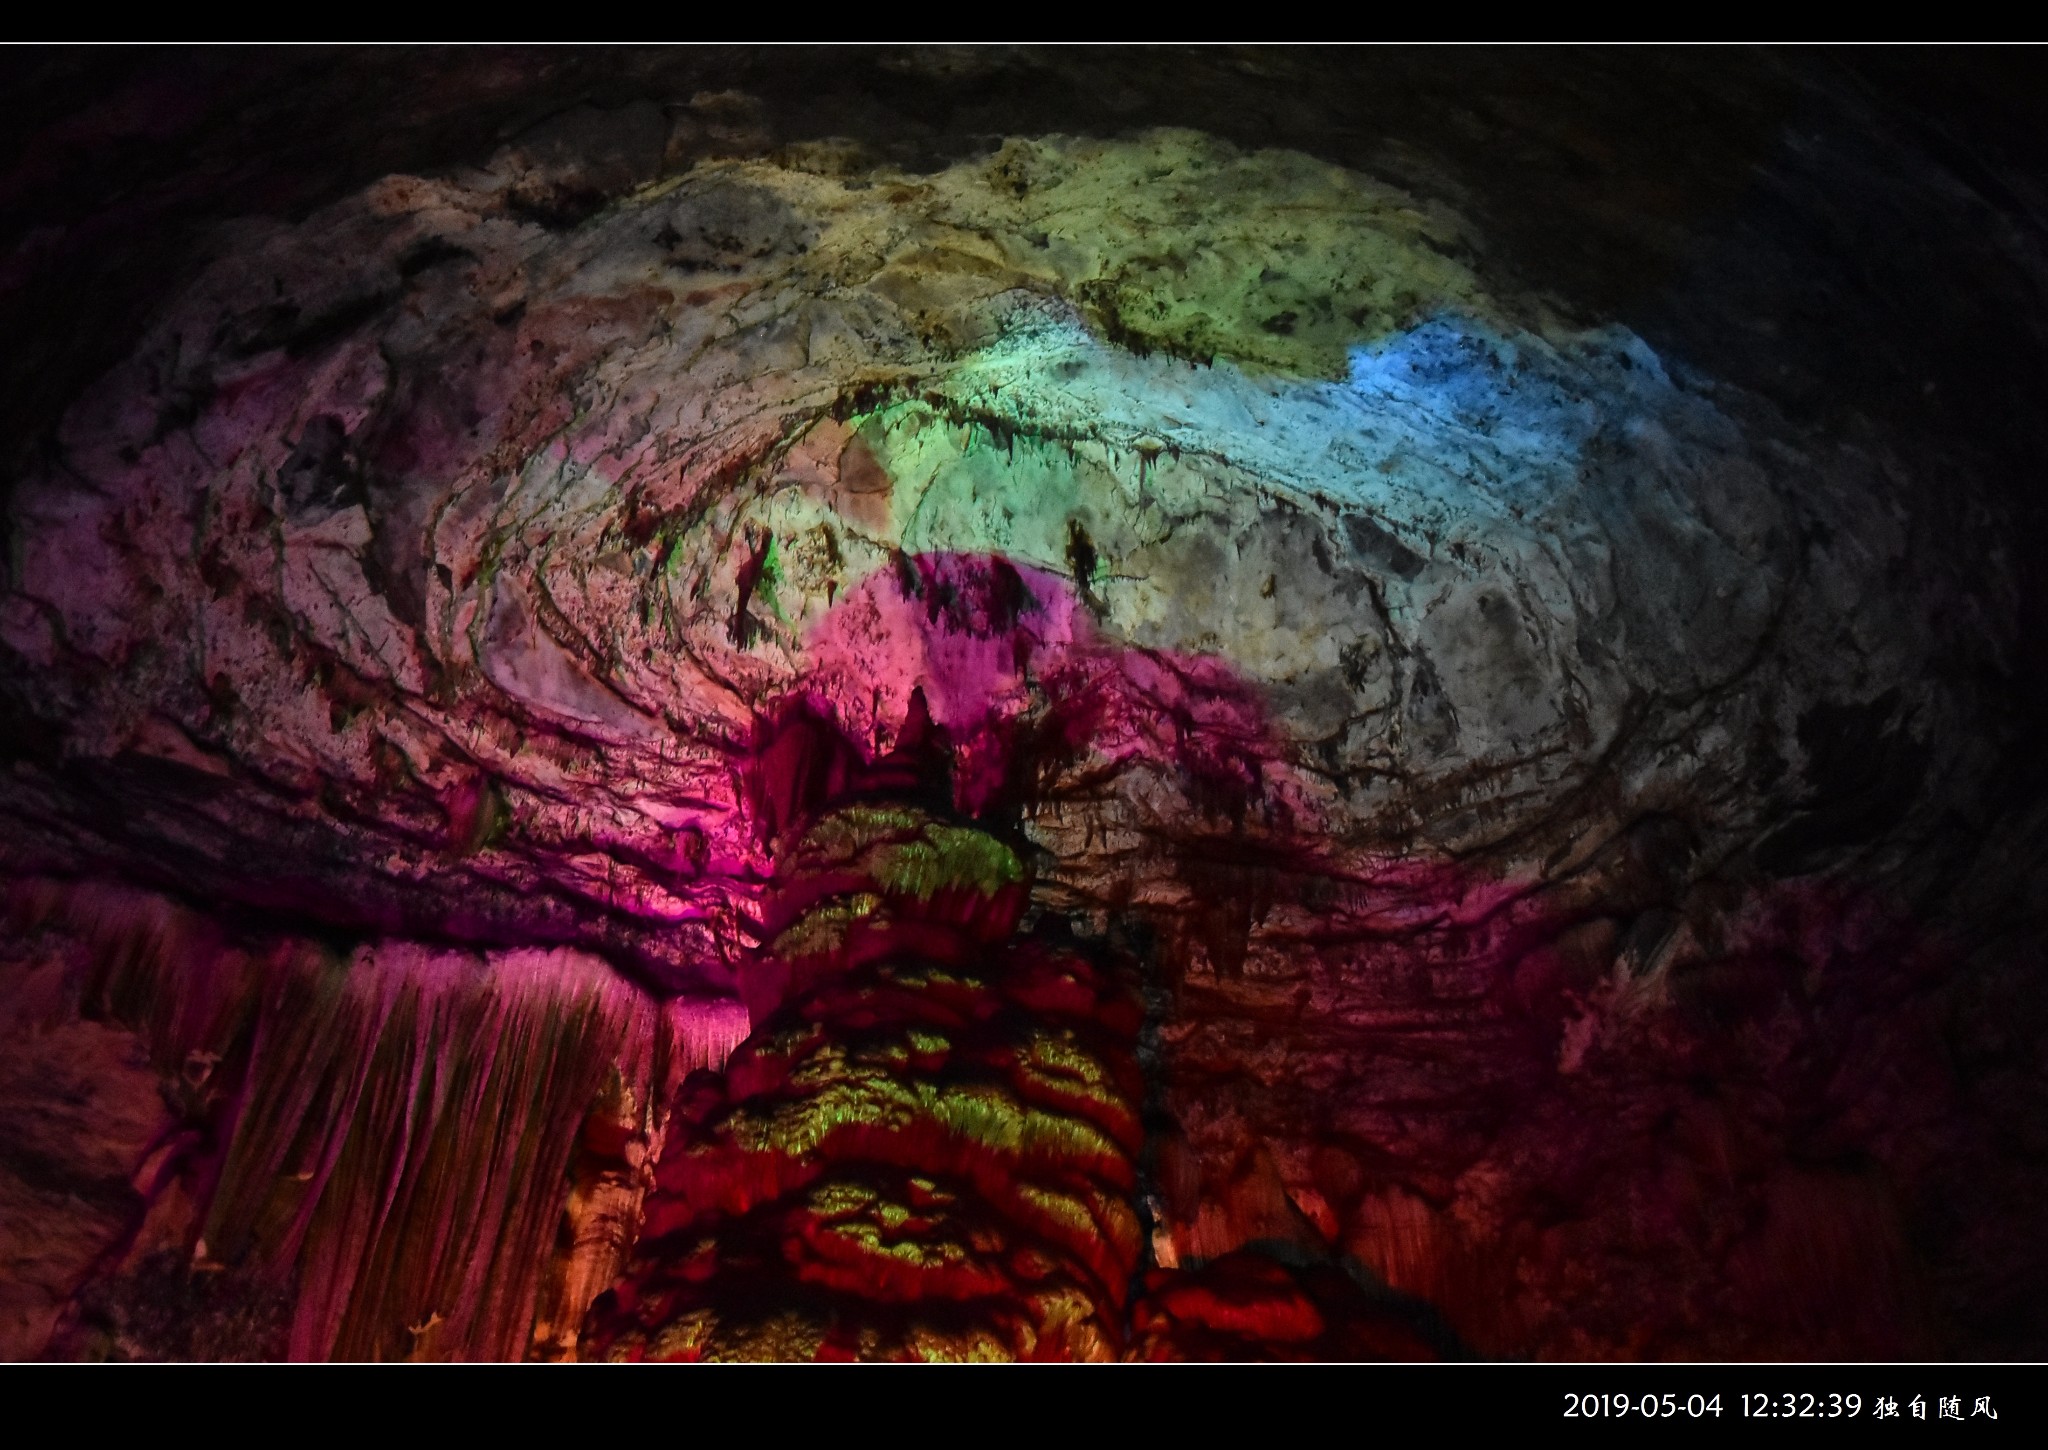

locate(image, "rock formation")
(3, 47), (2046, 1360)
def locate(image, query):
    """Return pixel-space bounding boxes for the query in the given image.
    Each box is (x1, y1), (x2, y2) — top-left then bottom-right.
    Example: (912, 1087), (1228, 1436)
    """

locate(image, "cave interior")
(4, 44), (2048, 1364)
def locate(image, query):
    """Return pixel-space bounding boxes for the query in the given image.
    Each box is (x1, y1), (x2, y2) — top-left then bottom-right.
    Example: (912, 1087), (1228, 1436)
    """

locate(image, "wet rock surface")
(3, 48), (2047, 1359)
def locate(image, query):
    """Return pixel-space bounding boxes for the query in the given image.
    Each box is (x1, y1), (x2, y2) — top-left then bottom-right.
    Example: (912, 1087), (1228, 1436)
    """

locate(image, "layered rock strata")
(584, 713), (1146, 1359)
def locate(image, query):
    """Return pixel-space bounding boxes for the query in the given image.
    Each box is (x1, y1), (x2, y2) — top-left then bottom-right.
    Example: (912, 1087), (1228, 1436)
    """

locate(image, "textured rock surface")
(0, 127), (1991, 967)
(4, 48), (2047, 1360)
(0, 930), (169, 1359)
(586, 743), (1146, 1361)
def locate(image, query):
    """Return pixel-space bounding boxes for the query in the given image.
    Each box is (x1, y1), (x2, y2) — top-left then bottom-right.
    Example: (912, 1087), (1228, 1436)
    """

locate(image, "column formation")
(581, 800), (1148, 1361)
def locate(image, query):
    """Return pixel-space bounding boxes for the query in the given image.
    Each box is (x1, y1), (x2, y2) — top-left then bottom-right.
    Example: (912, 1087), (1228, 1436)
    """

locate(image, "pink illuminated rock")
(1, 82), (2041, 1363)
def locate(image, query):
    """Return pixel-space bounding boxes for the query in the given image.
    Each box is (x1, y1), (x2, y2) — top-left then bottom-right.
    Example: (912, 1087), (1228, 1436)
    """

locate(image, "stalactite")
(4, 878), (692, 1360)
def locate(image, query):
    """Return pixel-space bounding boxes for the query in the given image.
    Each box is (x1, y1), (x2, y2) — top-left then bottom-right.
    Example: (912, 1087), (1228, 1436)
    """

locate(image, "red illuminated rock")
(584, 717), (1148, 1360)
